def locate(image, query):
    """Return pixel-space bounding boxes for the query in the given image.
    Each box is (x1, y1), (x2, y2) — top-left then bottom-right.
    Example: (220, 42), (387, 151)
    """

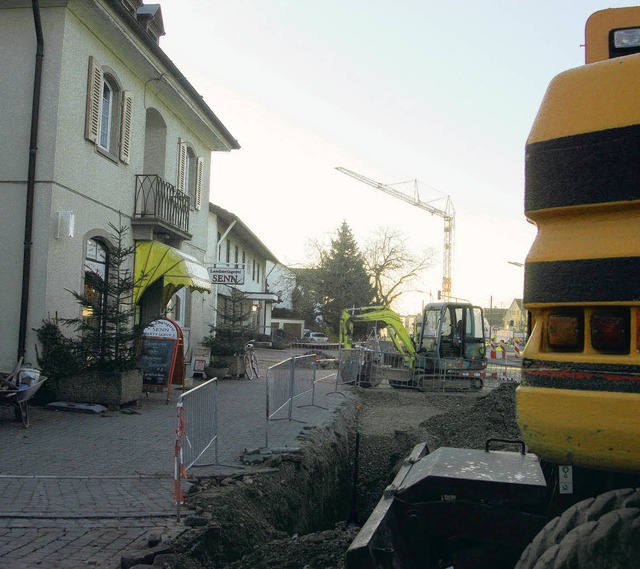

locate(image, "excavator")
(339, 301), (487, 391)
(346, 7), (640, 568)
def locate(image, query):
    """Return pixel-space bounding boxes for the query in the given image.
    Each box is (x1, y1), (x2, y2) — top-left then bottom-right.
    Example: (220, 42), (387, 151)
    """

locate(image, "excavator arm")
(339, 306), (416, 361)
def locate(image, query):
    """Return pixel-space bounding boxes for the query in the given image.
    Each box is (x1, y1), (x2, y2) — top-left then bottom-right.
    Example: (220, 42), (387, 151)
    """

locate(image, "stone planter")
(228, 356), (246, 378)
(204, 366), (230, 379)
(206, 356), (246, 379)
(55, 369), (143, 407)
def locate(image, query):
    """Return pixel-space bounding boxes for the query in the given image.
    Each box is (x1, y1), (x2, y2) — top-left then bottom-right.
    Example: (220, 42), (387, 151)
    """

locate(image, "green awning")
(134, 241), (211, 305)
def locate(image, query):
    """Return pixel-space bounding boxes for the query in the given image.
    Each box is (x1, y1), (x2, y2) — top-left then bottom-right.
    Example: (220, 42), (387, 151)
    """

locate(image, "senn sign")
(207, 265), (245, 285)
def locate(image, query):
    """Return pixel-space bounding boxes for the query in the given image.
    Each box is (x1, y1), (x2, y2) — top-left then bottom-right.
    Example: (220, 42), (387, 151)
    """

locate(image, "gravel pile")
(420, 382), (521, 450)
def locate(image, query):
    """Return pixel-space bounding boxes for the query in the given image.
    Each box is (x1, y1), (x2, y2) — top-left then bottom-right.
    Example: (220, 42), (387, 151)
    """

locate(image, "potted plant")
(202, 288), (256, 379)
(35, 219), (143, 407)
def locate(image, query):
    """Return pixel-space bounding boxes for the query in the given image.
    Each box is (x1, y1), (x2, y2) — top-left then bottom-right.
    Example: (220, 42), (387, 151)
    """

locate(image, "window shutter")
(176, 139), (187, 192)
(85, 56), (103, 143)
(194, 156), (204, 210)
(119, 91), (133, 164)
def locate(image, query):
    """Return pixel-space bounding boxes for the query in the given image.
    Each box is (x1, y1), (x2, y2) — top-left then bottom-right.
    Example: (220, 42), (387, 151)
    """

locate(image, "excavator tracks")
(389, 371), (487, 392)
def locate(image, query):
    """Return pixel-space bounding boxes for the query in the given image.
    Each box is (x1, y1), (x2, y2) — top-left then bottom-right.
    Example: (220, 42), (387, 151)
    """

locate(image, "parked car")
(301, 332), (329, 343)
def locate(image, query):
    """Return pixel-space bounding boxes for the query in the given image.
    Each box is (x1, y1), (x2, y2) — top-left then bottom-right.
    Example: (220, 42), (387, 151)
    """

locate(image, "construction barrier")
(174, 378), (220, 518)
(173, 352), (343, 519)
(265, 353), (339, 449)
(336, 346), (520, 391)
(488, 337), (506, 359)
(484, 361), (522, 386)
(514, 337), (522, 358)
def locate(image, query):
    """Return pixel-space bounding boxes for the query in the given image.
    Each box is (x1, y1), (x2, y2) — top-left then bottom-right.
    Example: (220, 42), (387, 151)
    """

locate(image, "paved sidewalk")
(0, 349), (351, 568)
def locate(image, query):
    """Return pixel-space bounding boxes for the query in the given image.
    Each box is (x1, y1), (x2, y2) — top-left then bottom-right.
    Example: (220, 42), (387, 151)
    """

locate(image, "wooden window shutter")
(176, 139), (187, 192)
(85, 56), (103, 143)
(194, 156), (204, 210)
(119, 91), (133, 164)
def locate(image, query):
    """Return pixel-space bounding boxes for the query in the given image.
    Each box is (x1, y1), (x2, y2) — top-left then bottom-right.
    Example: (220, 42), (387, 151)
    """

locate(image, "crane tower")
(335, 167), (455, 301)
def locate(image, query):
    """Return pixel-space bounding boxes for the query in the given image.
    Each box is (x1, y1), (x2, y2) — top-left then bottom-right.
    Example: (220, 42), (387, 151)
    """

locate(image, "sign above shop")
(207, 264), (245, 285)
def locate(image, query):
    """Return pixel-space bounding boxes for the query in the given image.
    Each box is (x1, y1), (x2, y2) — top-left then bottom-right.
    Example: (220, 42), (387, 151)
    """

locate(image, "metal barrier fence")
(290, 341), (341, 359)
(337, 347), (522, 391)
(484, 360), (522, 387)
(265, 353), (340, 448)
(174, 378), (219, 519)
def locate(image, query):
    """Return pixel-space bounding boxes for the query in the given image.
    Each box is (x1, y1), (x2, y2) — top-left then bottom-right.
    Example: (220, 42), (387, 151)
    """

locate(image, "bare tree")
(363, 226), (436, 308)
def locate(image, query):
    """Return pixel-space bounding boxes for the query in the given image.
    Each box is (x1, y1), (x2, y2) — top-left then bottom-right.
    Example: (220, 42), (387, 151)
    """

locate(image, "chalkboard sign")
(140, 338), (176, 385)
(140, 318), (184, 400)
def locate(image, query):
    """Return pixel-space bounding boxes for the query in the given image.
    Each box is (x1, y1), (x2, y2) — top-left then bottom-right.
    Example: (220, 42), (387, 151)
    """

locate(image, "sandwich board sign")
(189, 347), (210, 379)
(140, 318), (185, 401)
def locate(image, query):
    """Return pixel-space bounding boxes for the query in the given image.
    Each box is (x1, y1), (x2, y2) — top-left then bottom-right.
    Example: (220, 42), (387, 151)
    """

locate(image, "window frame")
(83, 238), (109, 338)
(177, 139), (204, 209)
(85, 56), (132, 164)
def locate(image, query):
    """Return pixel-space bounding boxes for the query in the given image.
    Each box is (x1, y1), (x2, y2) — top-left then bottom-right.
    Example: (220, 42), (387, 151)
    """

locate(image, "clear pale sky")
(157, 1), (633, 314)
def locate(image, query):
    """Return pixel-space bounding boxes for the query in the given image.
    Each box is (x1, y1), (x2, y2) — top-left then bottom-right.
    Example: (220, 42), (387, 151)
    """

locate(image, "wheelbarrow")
(0, 377), (47, 427)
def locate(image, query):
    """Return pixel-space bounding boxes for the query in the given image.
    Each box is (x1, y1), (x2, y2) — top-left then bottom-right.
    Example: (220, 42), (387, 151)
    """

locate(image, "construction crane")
(335, 167), (455, 301)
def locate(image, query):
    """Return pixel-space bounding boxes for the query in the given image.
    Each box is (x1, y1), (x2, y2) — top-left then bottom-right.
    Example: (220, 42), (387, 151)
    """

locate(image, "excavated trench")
(167, 383), (520, 568)
(167, 396), (361, 567)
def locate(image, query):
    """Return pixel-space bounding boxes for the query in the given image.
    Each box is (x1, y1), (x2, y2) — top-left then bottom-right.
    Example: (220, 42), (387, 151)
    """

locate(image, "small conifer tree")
(37, 216), (141, 374)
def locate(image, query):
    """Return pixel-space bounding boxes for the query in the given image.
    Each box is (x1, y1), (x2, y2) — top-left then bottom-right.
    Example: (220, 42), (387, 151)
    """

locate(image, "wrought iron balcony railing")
(134, 175), (190, 238)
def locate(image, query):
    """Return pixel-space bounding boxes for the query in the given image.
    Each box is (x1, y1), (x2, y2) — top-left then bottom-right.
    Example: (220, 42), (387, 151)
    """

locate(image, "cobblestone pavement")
(0, 349), (349, 568)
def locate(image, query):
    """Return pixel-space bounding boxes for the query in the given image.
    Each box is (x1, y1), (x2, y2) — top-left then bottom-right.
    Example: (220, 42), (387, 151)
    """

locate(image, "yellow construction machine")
(346, 7), (640, 568)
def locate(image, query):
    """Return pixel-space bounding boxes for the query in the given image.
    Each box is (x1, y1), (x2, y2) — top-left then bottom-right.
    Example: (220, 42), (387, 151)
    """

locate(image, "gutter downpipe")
(18, 0), (44, 361)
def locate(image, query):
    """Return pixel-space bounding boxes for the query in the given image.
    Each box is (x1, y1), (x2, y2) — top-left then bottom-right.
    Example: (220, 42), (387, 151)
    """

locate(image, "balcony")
(132, 175), (191, 241)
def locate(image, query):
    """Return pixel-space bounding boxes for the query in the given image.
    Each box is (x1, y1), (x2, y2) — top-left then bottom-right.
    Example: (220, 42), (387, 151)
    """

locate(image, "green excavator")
(339, 302), (487, 391)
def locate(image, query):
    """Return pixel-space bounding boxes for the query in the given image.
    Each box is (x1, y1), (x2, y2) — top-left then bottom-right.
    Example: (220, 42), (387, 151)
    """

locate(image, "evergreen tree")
(36, 217), (141, 375)
(316, 221), (374, 333)
(291, 268), (321, 328)
(63, 218), (140, 371)
(202, 288), (256, 358)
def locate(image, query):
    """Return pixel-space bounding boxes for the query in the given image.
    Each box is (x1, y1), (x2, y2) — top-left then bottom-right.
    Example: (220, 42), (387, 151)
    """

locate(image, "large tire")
(516, 488), (640, 568)
(526, 508), (640, 568)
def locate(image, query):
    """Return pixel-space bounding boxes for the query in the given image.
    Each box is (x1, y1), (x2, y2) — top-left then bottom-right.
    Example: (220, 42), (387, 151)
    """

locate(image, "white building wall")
(0, 1), (231, 370)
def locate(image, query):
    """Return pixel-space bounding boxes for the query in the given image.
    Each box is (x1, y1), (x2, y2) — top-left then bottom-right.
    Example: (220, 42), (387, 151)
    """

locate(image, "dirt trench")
(165, 383), (520, 569)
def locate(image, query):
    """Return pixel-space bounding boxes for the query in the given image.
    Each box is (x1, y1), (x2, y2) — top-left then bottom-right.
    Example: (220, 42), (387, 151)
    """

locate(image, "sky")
(157, 1), (633, 314)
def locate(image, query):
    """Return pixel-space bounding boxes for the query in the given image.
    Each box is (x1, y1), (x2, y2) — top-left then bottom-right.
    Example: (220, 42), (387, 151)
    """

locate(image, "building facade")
(0, 0), (239, 371)
(502, 298), (527, 334)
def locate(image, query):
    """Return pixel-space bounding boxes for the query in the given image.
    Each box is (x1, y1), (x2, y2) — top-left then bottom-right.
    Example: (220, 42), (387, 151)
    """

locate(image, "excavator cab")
(417, 302), (486, 364)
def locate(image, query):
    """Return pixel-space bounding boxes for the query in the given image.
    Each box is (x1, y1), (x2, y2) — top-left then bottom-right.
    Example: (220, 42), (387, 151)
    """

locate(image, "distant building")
(484, 307), (508, 330)
(502, 299), (527, 333)
(206, 204), (279, 340)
